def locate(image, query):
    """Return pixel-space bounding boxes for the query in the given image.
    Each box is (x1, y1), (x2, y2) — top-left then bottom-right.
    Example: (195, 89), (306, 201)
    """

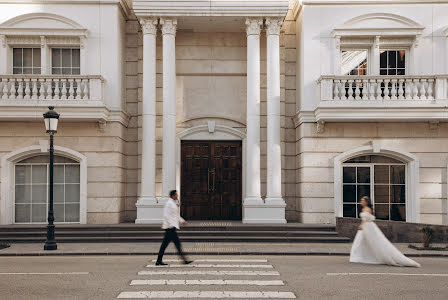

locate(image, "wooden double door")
(180, 141), (242, 220)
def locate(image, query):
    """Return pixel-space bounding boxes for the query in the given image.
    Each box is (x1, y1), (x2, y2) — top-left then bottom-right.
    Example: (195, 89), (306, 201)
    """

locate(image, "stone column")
(244, 18), (263, 209)
(160, 18), (177, 201)
(265, 18), (286, 217)
(136, 18), (160, 223)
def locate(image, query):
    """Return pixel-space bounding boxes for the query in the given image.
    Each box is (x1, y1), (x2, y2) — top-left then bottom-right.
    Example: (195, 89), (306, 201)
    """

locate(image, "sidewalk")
(0, 242), (447, 257)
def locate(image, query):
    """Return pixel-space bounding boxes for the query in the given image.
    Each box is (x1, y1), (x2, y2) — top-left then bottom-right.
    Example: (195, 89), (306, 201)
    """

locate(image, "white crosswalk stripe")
(117, 291), (296, 299)
(145, 264), (274, 268)
(118, 257), (296, 299)
(130, 279), (285, 286)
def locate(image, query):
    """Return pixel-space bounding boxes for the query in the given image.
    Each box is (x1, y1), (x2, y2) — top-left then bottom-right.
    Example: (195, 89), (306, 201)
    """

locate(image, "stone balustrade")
(0, 75), (103, 101)
(319, 75), (448, 101)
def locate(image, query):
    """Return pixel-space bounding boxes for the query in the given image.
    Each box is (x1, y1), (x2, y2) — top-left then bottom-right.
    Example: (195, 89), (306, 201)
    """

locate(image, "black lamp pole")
(43, 106), (59, 251)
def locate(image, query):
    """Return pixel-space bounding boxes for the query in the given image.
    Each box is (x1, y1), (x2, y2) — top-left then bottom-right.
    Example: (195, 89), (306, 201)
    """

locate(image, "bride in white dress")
(350, 196), (420, 267)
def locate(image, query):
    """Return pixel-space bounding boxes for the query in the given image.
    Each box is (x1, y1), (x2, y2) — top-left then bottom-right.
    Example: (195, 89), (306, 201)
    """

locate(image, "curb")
(0, 252), (447, 257)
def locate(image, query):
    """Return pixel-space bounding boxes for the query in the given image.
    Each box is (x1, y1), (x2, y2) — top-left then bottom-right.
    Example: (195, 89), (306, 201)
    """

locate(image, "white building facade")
(0, 0), (446, 225)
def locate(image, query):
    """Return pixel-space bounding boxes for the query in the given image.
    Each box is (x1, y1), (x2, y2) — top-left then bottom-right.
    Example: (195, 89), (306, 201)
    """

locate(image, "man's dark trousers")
(157, 228), (186, 263)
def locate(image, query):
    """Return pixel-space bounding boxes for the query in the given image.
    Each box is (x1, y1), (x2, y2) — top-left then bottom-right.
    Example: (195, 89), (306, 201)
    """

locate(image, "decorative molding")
(40, 36), (46, 48)
(98, 120), (106, 132)
(207, 120), (216, 133)
(0, 35), (5, 48)
(316, 120), (325, 133)
(140, 17), (158, 35)
(46, 36), (80, 45)
(7, 36), (40, 45)
(335, 35), (341, 50)
(374, 36), (380, 48)
(79, 36), (85, 49)
(245, 18), (263, 36)
(265, 18), (283, 36)
(429, 120), (439, 130)
(160, 18), (177, 36)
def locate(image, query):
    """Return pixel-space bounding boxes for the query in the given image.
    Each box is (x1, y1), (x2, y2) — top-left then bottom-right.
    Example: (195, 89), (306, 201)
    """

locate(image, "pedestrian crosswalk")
(117, 257), (296, 299)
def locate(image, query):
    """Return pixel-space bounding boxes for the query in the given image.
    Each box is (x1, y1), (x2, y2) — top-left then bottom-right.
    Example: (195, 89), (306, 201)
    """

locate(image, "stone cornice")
(301, 0), (448, 4)
(245, 18), (263, 36)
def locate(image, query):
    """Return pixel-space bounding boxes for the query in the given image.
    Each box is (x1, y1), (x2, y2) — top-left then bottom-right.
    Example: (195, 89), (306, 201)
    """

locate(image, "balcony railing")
(0, 75), (103, 101)
(319, 75), (447, 101)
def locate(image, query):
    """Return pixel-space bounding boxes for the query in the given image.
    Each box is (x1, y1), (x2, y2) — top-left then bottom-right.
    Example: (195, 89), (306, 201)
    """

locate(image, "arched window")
(14, 155), (80, 223)
(342, 155), (406, 221)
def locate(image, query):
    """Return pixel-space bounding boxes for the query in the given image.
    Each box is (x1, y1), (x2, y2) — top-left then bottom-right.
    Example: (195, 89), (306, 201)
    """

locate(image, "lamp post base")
(44, 242), (57, 251)
(44, 223), (57, 250)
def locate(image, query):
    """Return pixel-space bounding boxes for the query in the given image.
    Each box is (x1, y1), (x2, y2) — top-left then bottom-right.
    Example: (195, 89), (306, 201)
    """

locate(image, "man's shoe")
(183, 260), (193, 265)
(155, 261), (168, 266)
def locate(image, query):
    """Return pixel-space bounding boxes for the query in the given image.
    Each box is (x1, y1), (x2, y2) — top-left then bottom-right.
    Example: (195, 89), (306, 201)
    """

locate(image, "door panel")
(181, 141), (242, 220)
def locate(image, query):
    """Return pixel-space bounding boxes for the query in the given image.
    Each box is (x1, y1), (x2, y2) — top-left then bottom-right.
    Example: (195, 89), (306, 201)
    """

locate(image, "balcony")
(316, 75), (448, 122)
(0, 75), (113, 123)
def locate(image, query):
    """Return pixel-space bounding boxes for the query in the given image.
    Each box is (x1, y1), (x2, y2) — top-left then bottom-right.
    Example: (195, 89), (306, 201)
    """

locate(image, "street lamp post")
(43, 106), (59, 251)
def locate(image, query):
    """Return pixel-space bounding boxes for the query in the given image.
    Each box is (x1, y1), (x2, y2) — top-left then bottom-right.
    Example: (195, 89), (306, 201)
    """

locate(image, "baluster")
(405, 79), (412, 100)
(53, 79), (60, 99)
(1, 78), (8, 99)
(354, 79), (361, 100)
(82, 79), (89, 99)
(427, 78), (434, 100)
(75, 79), (82, 100)
(31, 79), (38, 100)
(46, 78), (53, 100)
(24, 79), (31, 99)
(61, 79), (67, 100)
(419, 79), (427, 100)
(398, 79), (405, 100)
(369, 79), (376, 100)
(9, 78), (16, 100)
(383, 79), (391, 100)
(333, 80), (340, 100)
(340, 79), (347, 100)
(38, 78), (46, 100)
(412, 79), (420, 100)
(361, 79), (369, 100)
(68, 79), (75, 100)
(347, 79), (354, 100)
(376, 79), (383, 100)
(17, 80), (23, 99)
(390, 79), (397, 100)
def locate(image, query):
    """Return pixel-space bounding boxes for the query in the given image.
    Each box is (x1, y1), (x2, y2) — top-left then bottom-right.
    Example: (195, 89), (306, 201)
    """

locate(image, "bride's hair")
(360, 196), (373, 208)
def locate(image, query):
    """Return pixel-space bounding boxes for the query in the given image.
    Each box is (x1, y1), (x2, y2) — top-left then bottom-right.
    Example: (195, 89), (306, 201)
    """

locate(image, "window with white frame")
(341, 50), (368, 75)
(14, 155), (80, 223)
(380, 50), (406, 75)
(342, 155), (406, 221)
(13, 48), (41, 74)
(51, 48), (80, 75)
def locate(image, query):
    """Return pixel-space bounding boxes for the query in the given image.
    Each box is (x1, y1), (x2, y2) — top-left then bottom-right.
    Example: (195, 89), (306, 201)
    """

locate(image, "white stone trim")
(0, 144), (87, 225)
(333, 143), (420, 224)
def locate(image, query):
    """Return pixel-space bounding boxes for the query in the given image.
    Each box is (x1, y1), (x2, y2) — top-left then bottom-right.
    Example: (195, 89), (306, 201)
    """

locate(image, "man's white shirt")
(162, 198), (185, 229)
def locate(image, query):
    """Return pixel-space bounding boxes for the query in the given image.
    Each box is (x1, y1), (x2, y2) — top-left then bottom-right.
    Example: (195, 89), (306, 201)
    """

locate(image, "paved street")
(0, 255), (447, 299)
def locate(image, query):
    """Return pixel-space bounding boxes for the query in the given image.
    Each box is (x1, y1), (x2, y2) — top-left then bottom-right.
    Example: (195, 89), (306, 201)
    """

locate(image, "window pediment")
(0, 13), (88, 37)
(333, 13), (424, 37)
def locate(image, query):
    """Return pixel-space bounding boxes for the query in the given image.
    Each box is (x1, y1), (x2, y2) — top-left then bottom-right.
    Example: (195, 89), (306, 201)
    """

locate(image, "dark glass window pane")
(52, 49), (61, 68)
(397, 69), (406, 75)
(65, 203), (80, 222)
(391, 165), (405, 184)
(72, 49), (80, 67)
(13, 48), (22, 68)
(62, 49), (71, 67)
(343, 185), (356, 203)
(391, 185), (405, 203)
(375, 204), (389, 220)
(390, 204), (406, 221)
(380, 69), (387, 75)
(388, 51), (397, 68)
(33, 49), (41, 67)
(15, 204), (30, 223)
(52, 68), (61, 75)
(23, 68), (32, 74)
(389, 69), (396, 75)
(374, 185), (389, 203)
(357, 185), (370, 202)
(343, 204), (356, 218)
(397, 51), (406, 68)
(31, 204), (46, 222)
(357, 167), (370, 183)
(13, 67), (22, 74)
(23, 48), (32, 68)
(72, 67), (80, 75)
(62, 68), (72, 75)
(374, 165), (389, 184)
(380, 51), (387, 68)
(32, 68), (41, 74)
(343, 167), (356, 183)
(54, 204), (65, 222)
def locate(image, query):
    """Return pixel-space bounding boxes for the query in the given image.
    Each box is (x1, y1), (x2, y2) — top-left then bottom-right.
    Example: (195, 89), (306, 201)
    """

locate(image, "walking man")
(156, 190), (192, 266)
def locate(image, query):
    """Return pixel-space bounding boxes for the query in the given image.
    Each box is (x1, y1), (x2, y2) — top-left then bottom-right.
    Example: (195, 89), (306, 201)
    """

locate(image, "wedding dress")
(350, 211), (420, 267)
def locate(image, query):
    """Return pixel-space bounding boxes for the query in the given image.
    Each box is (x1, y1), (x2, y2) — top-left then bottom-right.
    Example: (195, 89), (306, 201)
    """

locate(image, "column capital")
(140, 18), (158, 35)
(265, 18), (283, 36)
(160, 18), (177, 36)
(245, 18), (263, 36)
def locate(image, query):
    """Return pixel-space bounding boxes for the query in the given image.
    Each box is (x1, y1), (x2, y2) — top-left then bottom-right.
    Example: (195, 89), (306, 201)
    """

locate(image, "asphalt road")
(0, 255), (447, 299)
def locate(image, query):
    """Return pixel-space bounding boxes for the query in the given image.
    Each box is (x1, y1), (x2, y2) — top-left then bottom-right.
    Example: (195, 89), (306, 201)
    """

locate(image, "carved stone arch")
(333, 143), (420, 223)
(0, 144), (87, 224)
(0, 13), (85, 29)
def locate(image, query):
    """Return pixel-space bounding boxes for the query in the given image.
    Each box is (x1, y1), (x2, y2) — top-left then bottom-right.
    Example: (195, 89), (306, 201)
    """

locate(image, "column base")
(243, 197), (286, 224)
(135, 196), (164, 224)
